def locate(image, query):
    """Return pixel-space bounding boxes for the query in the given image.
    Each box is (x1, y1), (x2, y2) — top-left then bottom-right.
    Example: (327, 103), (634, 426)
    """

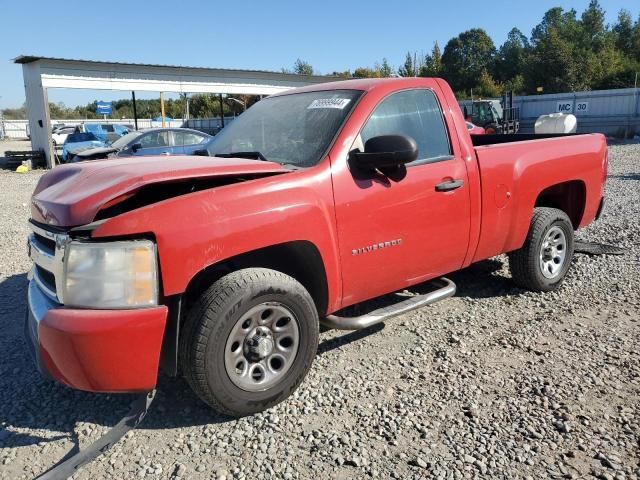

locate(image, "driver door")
(332, 88), (471, 306)
(133, 130), (173, 156)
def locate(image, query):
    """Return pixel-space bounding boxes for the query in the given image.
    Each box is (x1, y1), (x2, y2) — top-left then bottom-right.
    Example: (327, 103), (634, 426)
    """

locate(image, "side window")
(182, 132), (205, 146)
(173, 131), (184, 147)
(174, 131), (205, 146)
(139, 131), (169, 148)
(361, 89), (451, 163)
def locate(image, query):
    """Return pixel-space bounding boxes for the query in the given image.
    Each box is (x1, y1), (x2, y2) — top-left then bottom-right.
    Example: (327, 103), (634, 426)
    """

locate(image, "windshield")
(492, 102), (503, 121)
(205, 90), (361, 167)
(66, 132), (99, 143)
(112, 131), (143, 149)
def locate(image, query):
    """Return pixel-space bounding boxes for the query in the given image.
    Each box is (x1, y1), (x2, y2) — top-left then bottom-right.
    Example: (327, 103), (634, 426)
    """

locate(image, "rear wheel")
(508, 207), (575, 292)
(180, 268), (318, 417)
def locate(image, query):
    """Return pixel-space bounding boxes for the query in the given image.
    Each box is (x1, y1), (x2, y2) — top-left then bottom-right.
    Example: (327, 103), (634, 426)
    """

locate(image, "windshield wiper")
(214, 151), (269, 162)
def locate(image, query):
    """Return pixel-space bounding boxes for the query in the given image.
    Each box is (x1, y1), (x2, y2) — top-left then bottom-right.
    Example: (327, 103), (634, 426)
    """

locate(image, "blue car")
(71, 128), (211, 161)
(62, 132), (108, 162)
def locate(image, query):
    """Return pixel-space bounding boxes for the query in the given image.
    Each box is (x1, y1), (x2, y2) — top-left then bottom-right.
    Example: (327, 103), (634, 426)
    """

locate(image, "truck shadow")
(0, 272), (234, 453)
(0, 258), (519, 449)
(448, 257), (520, 299)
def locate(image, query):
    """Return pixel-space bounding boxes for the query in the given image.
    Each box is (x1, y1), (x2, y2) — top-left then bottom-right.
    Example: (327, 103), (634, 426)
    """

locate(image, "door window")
(174, 131), (206, 146)
(361, 89), (451, 164)
(139, 131), (170, 148)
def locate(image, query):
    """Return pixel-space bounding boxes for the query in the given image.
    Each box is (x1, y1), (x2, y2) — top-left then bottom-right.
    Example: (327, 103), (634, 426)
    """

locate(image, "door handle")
(435, 179), (464, 192)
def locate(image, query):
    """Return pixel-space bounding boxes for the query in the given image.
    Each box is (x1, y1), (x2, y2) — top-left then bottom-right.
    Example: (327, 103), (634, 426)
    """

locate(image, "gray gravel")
(1, 143), (638, 480)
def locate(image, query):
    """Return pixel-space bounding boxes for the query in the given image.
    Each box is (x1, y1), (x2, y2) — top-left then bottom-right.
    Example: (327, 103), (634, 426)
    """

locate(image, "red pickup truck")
(26, 78), (607, 416)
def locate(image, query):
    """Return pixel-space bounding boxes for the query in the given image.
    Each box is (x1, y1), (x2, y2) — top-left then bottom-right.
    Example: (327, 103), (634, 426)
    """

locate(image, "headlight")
(63, 240), (158, 308)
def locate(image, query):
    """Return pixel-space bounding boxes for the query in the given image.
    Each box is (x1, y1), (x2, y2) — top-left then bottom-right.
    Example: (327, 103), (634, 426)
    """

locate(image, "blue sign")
(96, 101), (112, 115)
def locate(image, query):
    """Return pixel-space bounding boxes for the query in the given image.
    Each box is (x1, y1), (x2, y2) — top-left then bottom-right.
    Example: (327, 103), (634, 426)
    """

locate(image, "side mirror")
(351, 135), (418, 170)
(131, 143), (142, 152)
(193, 148), (209, 156)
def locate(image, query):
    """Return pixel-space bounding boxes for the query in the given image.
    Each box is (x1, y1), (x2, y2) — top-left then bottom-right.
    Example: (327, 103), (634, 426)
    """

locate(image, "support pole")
(160, 92), (166, 128)
(132, 91), (138, 131)
(22, 62), (53, 168)
(219, 94), (225, 129)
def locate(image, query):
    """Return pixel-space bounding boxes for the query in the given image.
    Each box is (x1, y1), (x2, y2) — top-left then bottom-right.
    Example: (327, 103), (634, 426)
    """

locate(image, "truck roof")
(272, 77), (442, 96)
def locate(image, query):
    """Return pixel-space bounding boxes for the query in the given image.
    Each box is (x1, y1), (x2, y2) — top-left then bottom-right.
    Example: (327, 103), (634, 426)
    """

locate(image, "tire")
(180, 268), (319, 417)
(508, 207), (575, 292)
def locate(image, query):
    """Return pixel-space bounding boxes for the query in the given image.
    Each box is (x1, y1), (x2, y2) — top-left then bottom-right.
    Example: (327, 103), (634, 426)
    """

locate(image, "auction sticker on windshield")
(308, 98), (351, 109)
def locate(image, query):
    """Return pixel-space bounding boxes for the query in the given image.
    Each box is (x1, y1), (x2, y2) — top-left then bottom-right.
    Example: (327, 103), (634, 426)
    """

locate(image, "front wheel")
(508, 207), (575, 292)
(180, 268), (319, 417)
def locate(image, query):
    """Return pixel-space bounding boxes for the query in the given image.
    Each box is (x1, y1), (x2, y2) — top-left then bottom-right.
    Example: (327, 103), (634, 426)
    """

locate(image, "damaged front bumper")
(25, 271), (168, 393)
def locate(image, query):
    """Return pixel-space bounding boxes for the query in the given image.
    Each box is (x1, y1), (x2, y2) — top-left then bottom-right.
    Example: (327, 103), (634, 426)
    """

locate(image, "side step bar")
(321, 277), (456, 331)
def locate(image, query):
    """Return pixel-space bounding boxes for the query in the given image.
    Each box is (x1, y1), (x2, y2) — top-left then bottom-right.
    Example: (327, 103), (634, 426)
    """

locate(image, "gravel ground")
(0, 143), (638, 480)
(0, 139), (32, 157)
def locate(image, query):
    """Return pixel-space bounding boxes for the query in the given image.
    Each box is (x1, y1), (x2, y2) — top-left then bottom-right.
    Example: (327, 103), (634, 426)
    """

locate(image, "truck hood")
(72, 146), (118, 160)
(31, 155), (289, 227)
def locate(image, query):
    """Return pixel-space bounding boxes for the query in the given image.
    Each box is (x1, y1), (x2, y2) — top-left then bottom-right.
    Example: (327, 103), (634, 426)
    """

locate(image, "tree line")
(1, 94), (253, 121)
(309, 1), (640, 97)
(2, 1), (639, 120)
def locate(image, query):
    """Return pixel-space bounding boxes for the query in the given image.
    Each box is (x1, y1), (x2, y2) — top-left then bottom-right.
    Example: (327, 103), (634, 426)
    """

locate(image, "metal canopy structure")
(15, 55), (337, 168)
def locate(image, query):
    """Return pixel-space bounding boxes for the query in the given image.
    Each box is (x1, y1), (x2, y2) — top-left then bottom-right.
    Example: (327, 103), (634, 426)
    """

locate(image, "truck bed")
(470, 133), (607, 263)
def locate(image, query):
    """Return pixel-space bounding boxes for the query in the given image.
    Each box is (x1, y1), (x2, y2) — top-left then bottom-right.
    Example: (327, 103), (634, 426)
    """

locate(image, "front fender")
(91, 166), (343, 312)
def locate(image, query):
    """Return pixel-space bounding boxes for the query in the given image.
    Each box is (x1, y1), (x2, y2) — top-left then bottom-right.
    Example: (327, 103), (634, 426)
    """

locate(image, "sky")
(0, 0), (636, 110)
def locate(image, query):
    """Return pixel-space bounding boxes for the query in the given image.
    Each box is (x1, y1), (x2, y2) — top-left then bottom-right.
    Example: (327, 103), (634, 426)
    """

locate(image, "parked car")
(51, 125), (76, 147)
(71, 128), (211, 162)
(66, 123), (131, 144)
(26, 78), (607, 417)
(466, 121), (485, 135)
(61, 132), (108, 161)
(105, 123), (133, 142)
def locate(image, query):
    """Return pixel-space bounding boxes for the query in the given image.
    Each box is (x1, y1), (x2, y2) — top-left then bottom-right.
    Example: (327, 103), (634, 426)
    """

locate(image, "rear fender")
(472, 134), (606, 262)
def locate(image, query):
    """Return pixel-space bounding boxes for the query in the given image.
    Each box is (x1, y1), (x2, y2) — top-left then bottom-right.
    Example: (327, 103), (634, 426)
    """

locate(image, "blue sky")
(0, 0), (636, 109)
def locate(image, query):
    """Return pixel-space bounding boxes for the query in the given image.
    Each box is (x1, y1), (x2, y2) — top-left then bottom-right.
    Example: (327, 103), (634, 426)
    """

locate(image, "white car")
(51, 126), (76, 147)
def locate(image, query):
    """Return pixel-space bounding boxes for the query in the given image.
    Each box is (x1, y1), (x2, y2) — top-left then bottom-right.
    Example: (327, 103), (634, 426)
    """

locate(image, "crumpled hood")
(73, 146), (118, 160)
(64, 140), (106, 154)
(31, 155), (288, 227)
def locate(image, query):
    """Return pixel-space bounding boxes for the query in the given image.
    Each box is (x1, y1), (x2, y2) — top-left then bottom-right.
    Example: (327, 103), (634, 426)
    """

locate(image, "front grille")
(33, 232), (55, 254)
(28, 222), (68, 304)
(35, 265), (56, 293)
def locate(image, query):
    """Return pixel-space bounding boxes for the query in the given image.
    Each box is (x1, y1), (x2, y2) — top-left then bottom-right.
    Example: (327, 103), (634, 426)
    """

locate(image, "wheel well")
(534, 180), (586, 229)
(183, 241), (329, 316)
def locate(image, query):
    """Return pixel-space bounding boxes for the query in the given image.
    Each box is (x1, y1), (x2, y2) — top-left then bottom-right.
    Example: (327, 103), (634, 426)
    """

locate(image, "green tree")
(419, 42), (443, 77)
(474, 70), (502, 97)
(613, 10), (634, 52)
(329, 70), (352, 78)
(531, 7), (582, 46)
(494, 28), (529, 83)
(188, 94), (231, 118)
(293, 58), (314, 75)
(503, 74), (526, 95)
(580, 0), (606, 52)
(378, 58), (393, 77)
(526, 26), (581, 93)
(0, 104), (26, 120)
(397, 52), (416, 77)
(588, 43), (630, 89)
(632, 14), (640, 61)
(441, 28), (496, 93)
(353, 67), (379, 78)
(352, 58), (394, 78)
